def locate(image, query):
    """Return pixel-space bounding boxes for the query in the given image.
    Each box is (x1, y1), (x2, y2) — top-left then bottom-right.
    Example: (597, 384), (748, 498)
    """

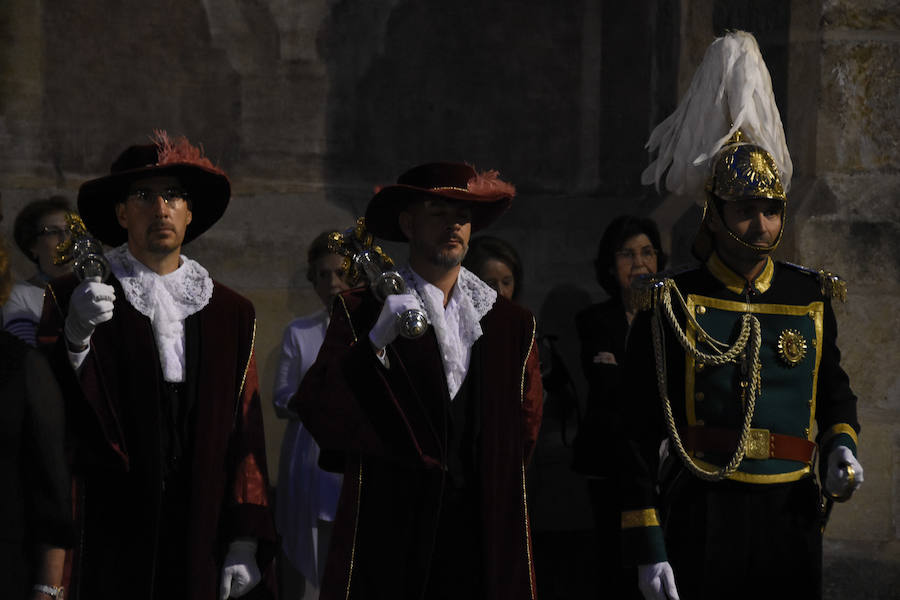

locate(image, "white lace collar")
(107, 244), (214, 382)
(399, 265), (497, 399)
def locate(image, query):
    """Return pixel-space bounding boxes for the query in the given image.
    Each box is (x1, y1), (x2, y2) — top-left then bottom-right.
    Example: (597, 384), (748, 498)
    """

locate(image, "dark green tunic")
(619, 253), (859, 598)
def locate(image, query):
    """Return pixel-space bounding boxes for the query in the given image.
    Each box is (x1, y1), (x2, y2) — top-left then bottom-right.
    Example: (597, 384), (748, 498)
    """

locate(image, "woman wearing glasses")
(0, 203), (72, 600)
(3, 197), (74, 345)
(572, 215), (666, 599)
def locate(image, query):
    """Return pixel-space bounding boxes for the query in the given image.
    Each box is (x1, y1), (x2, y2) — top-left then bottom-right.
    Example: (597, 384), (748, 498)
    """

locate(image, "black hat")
(365, 162), (514, 242)
(77, 131), (230, 246)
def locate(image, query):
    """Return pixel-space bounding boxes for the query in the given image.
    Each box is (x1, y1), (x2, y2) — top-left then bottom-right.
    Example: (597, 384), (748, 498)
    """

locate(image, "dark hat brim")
(77, 163), (230, 247)
(365, 185), (512, 242)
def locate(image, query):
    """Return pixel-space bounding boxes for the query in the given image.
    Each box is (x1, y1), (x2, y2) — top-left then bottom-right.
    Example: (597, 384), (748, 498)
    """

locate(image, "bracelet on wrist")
(33, 584), (65, 600)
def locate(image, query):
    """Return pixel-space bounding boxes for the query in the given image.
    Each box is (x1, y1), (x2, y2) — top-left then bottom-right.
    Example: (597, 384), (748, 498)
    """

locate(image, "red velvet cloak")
(293, 288), (543, 600)
(40, 274), (276, 600)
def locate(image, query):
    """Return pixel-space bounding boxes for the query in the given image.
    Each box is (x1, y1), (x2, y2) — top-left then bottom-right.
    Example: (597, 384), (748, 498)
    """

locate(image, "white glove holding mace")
(825, 445), (863, 499)
(368, 293), (421, 350)
(64, 276), (115, 348)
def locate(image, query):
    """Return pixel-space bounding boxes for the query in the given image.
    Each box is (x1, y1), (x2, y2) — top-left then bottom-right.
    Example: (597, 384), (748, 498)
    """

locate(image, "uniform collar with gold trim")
(706, 252), (774, 295)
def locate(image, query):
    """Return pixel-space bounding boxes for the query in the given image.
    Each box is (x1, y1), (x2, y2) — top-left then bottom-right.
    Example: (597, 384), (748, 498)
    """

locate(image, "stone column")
(790, 0), (900, 593)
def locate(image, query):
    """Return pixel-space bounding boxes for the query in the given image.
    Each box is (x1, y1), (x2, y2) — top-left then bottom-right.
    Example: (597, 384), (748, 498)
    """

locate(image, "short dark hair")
(594, 215), (667, 296)
(13, 196), (72, 263)
(306, 230), (340, 284)
(463, 235), (523, 300)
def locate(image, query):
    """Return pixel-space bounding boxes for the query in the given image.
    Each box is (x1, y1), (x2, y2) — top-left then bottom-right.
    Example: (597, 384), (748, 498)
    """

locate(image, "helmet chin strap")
(707, 198), (786, 255)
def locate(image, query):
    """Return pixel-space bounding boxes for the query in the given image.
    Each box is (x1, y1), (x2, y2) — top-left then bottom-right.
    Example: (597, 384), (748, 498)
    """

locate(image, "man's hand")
(64, 276), (115, 349)
(638, 561), (679, 600)
(825, 445), (863, 499)
(219, 539), (261, 599)
(368, 293), (421, 351)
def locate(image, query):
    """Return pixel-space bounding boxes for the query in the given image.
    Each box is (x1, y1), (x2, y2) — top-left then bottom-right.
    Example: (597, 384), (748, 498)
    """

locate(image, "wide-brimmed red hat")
(365, 162), (515, 242)
(77, 131), (230, 247)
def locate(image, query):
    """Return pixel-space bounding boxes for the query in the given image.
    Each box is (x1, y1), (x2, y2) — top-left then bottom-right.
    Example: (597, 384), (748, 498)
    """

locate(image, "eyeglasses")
(127, 188), (189, 208)
(36, 226), (71, 241)
(615, 247), (657, 263)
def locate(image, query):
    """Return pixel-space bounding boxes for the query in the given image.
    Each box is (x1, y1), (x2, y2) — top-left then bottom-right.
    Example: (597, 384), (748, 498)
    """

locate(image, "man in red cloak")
(39, 132), (275, 600)
(293, 162), (543, 599)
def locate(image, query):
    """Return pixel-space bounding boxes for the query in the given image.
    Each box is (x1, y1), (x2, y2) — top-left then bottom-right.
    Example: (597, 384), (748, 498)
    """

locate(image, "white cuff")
(68, 347), (90, 373)
(371, 341), (391, 369)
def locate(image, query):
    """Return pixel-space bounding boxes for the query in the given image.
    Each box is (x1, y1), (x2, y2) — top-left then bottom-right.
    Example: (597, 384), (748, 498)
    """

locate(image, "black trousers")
(587, 478), (642, 599)
(423, 486), (484, 599)
(665, 476), (823, 600)
(153, 474), (191, 599)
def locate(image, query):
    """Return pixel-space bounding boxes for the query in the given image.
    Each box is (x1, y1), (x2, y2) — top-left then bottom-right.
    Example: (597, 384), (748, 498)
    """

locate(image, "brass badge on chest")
(777, 329), (807, 367)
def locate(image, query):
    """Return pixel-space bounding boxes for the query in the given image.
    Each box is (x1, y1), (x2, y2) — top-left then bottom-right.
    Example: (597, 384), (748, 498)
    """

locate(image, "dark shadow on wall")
(40, 0), (242, 180)
(318, 1), (585, 194)
(315, 0), (681, 275)
(316, 0), (682, 196)
(713, 0), (791, 122)
(531, 283), (596, 600)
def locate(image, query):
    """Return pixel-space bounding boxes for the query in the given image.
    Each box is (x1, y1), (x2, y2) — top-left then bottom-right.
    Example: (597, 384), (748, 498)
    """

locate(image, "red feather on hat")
(150, 129), (225, 175)
(466, 169), (516, 198)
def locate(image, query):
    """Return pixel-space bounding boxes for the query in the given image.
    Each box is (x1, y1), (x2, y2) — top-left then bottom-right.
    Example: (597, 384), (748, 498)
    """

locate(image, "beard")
(428, 242), (468, 269)
(408, 232), (469, 269)
(410, 238), (469, 269)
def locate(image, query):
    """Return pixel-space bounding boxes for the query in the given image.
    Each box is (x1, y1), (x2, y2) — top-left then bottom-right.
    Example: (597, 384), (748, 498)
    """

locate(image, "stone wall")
(0, 0), (896, 595)
(793, 0), (900, 595)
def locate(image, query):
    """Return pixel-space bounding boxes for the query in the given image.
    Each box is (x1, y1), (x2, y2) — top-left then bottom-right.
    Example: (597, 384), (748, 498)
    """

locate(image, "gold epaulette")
(631, 275), (672, 311)
(818, 270), (848, 303)
(781, 261), (848, 303)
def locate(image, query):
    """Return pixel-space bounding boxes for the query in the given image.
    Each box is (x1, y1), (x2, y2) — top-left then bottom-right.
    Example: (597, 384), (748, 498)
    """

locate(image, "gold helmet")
(641, 32), (791, 260)
(690, 130), (788, 258)
(706, 131), (786, 203)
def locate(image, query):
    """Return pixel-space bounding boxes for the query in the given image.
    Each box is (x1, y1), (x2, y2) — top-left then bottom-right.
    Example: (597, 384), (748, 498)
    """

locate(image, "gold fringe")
(818, 270), (848, 303)
(632, 276), (671, 311)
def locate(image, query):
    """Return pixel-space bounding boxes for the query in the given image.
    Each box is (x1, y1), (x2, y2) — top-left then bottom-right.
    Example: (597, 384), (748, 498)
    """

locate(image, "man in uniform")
(292, 162), (543, 599)
(40, 132), (275, 600)
(618, 32), (864, 600)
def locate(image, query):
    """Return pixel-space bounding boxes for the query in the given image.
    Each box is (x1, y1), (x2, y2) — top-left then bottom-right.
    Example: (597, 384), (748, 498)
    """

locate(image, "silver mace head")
(333, 218), (430, 340)
(53, 212), (111, 282)
(372, 270), (405, 300)
(398, 308), (428, 339)
(72, 237), (111, 281)
(374, 271), (428, 339)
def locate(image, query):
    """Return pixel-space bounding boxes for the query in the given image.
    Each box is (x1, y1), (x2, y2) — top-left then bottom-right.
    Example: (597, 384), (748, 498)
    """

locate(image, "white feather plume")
(642, 31), (792, 202)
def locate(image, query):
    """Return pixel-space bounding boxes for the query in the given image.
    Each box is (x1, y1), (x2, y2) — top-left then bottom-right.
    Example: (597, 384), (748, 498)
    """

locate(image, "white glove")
(825, 445), (863, 498)
(219, 539), (261, 599)
(368, 293), (421, 350)
(64, 276), (115, 348)
(638, 561), (680, 600)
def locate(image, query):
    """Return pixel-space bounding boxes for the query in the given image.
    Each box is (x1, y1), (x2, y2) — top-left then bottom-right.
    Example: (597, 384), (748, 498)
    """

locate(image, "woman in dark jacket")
(0, 212), (72, 599)
(572, 215), (666, 599)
